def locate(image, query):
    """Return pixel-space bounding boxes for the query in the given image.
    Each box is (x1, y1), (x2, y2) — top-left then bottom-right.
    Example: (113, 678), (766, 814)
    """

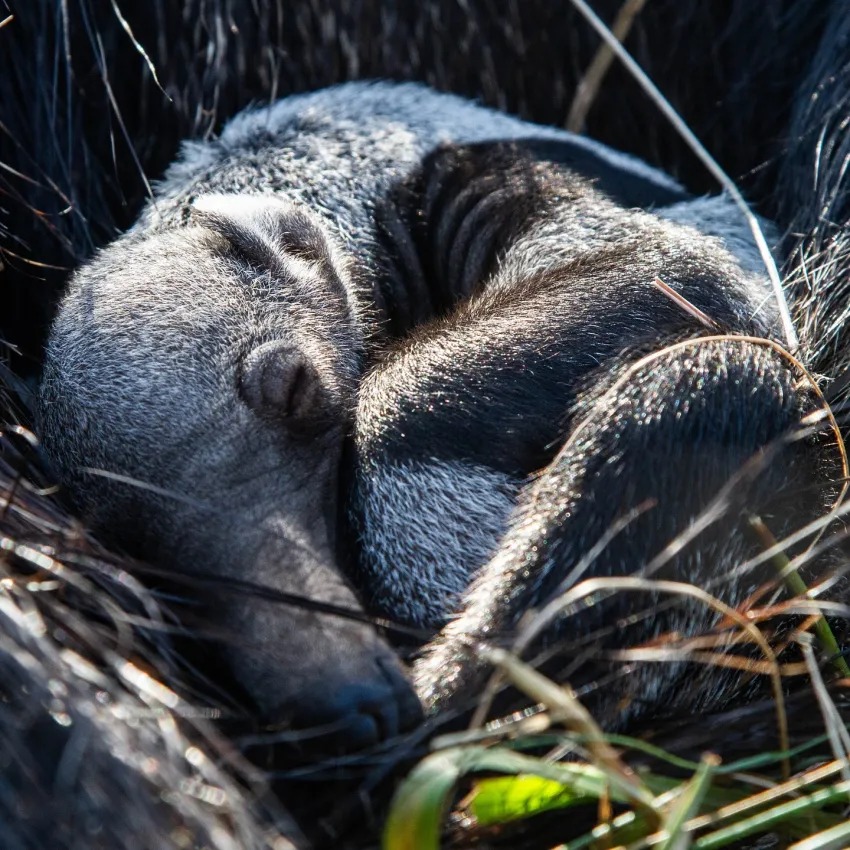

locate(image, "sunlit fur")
(2, 2), (849, 848)
(40, 79), (847, 740)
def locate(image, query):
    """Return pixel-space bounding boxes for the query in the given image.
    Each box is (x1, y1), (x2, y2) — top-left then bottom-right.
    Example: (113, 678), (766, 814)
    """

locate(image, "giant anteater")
(2, 1), (850, 848)
(40, 79), (780, 742)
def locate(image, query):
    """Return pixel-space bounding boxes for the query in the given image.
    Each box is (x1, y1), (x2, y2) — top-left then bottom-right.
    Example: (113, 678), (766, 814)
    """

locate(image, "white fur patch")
(657, 194), (780, 276)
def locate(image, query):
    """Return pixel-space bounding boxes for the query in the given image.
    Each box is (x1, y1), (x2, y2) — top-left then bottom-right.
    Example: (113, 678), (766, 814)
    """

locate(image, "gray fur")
(351, 154), (783, 630)
(39, 80), (804, 739)
(38, 195), (417, 741)
(138, 81), (684, 326)
(355, 458), (519, 626)
(657, 194), (780, 279)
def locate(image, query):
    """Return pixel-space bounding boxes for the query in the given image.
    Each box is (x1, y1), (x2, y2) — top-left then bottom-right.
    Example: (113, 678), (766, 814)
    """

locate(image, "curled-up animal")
(39, 75), (849, 750)
(37, 80), (687, 747)
(3, 1), (850, 849)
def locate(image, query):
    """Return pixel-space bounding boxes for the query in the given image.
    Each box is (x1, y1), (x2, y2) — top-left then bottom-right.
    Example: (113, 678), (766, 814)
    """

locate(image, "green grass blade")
(749, 516), (850, 678)
(382, 750), (463, 850)
(657, 755), (719, 850)
(470, 774), (592, 824)
(385, 745), (653, 849)
(693, 780), (850, 849)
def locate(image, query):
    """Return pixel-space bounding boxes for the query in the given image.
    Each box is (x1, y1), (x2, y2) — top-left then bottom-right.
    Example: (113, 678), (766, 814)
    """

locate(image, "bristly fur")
(776, 9), (850, 396)
(36, 80), (713, 742)
(37, 71), (850, 749)
(3, 2), (850, 849)
(351, 137), (795, 638)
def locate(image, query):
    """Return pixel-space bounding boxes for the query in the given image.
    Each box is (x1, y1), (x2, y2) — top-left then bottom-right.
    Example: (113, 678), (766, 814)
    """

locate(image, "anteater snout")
(284, 650), (423, 751)
(221, 580), (423, 752)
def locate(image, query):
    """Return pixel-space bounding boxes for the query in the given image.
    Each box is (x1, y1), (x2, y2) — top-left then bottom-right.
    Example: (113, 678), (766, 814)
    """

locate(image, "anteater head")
(38, 194), (421, 750)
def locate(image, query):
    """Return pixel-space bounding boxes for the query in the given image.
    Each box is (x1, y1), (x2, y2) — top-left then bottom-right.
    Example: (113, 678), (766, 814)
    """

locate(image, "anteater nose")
(289, 654), (423, 751)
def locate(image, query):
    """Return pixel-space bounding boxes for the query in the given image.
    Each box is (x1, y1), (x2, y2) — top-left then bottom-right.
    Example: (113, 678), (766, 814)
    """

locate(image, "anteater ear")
(239, 339), (333, 429)
(192, 194), (336, 271)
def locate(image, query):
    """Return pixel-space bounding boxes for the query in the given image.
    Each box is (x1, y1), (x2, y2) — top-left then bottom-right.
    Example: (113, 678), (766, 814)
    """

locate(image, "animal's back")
(139, 82), (684, 318)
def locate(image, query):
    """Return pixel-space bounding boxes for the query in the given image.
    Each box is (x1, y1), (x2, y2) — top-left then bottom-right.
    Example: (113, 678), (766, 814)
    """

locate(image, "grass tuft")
(385, 652), (850, 849)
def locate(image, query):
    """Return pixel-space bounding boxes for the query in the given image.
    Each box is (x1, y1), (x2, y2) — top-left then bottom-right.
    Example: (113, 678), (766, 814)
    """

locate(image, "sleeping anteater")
(38, 76), (848, 739)
(3, 0), (850, 847)
(34, 80), (685, 742)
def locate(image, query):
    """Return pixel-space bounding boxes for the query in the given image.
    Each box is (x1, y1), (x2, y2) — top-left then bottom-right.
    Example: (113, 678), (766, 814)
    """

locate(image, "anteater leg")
(415, 337), (846, 727)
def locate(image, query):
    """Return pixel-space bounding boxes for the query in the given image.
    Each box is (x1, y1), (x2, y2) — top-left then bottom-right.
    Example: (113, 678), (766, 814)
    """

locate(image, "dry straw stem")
(690, 778), (850, 849)
(108, 0), (168, 98)
(799, 636), (850, 783)
(566, 0), (648, 132)
(653, 277), (721, 331)
(80, 7), (155, 206)
(579, 759), (850, 849)
(664, 761), (847, 847)
(567, 0), (799, 352)
(612, 646), (807, 680)
(789, 819), (850, 850)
